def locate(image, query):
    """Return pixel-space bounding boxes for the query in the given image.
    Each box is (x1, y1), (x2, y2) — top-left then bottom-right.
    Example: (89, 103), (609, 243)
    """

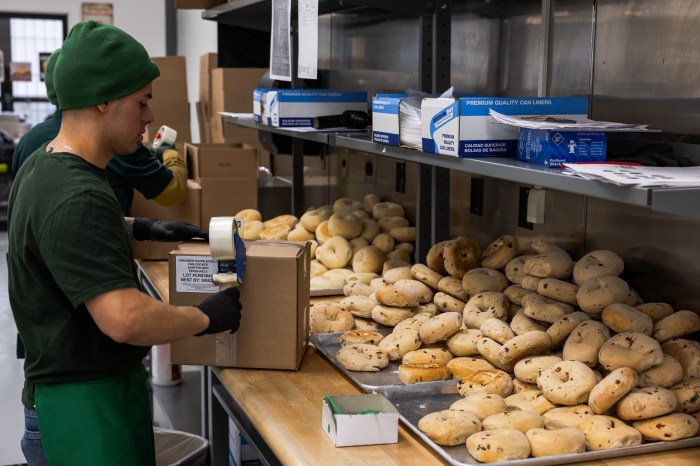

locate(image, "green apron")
(34, 364), (155, 466)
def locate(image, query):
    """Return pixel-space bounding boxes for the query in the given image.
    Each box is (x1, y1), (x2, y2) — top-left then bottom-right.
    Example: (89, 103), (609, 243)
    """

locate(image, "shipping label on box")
(422, 97), (589, 157)
(518, 128), (607, 167)
(371, 94), (408, 146)
(270, 90), (368, 128)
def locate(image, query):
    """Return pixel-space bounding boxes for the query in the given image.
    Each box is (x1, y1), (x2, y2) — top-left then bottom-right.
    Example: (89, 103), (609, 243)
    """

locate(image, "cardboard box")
(184, 143), (259, 180)
(200, 53), (218, 76)
(169, 240), (311, 370)
(196, 102), (212, 143)
(130, 180), (202, 260)
(211, 90), (255, 115)
(421, 97), (589, 157)
(152, 79), (189, 105)
(517, 128), (607, 167)
(200, 177), (258, 228)
(371, 94), (409, 146)
(174, 0), (225, 8)
(151, 56), (187, 79)
(150, 102), (192, 125)
(268, 90), (368, 128)
(322, 394), (400, 447)
(211, 68), (268, 93)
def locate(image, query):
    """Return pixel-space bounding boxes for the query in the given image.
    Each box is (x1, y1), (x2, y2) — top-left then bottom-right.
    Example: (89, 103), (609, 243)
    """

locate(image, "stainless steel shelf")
(224, 116), (700, 220)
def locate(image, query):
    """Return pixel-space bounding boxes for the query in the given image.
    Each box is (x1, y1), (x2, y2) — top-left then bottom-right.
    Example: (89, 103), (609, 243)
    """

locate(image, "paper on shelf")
(489, 109), (653, 132)
(561, 163), (700, 187)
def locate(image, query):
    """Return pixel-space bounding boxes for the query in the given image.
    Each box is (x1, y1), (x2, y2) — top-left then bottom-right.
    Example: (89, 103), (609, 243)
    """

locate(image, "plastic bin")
(154, 427), (209, 466)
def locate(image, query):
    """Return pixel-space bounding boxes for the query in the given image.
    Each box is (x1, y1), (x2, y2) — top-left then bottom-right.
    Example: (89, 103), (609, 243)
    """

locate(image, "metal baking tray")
(309, 330), (457, 392)
(374, 383), (700, 466)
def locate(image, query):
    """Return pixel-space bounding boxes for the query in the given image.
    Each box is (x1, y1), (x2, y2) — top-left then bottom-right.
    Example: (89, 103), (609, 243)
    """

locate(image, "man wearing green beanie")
(8, 21), (243, 466)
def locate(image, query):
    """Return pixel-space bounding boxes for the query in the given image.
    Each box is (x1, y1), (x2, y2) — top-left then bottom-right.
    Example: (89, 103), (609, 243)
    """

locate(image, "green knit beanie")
(54, 21), (160, 110)
(44, 49), (60, 106)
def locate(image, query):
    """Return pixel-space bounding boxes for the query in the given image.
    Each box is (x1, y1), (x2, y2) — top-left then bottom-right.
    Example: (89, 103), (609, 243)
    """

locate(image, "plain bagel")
(598, 332), (664, 373)
(466, 429), (531, 463)
(481, 235), (519, 269)
(443, 237), (481, 279)
(372, 201), (405, 220)
(573, 249), (625, 285)
(537, 360), (599, 405)
(316, 236), (352, 269)
(576, 275), (630, 314)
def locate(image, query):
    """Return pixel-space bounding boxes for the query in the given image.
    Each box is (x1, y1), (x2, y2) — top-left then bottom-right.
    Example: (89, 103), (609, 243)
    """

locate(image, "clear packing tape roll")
(152, 125), (177, 149)
(209, 216), (240, 260)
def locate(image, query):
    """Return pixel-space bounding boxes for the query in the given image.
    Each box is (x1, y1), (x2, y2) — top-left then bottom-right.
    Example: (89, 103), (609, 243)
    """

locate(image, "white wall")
(1, 0), (167, 56)
(175, 9), (217, 143)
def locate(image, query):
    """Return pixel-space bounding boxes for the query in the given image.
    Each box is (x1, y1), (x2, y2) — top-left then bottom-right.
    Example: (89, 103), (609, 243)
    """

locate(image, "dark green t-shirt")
(8, 145), (150, 409)
(11, 110), (172, 216)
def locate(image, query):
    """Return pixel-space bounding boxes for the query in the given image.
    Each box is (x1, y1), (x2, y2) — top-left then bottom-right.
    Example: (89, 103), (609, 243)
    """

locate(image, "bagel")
(588, 367), (638, 415)
(504, 255), (531, 284)
(382, 259), (411, 275)
(526, 428), (586, 457)
(513, 355), (563, 384)
(542, 405), (595, 430)
(633, 413), (699, 442)
(576, 275), (630, 314)
(520, 275), (542, 292)
(338, 295), (377, 319)
(461, 268), (508, 295)
(377, 328), (422, 360)
(310, 259), (328, 278)
(510, 309), (547, 336)
(437, 276), (469, 301)
(462, 292), (509, 329)
(343, 281), (375, 297)
(498, 330), (551, 366)
(351, 209), (369, 219)
(598, 332), (664, 373)
(458, 369), (513, 398)
(339, 329), (385, 346)
(479, 235), (518, 269)
(670, 379), (700, 413)
(377, 216), (409, 233)
(524, 251), (574, 280)
(363, 193), (380, 212)
(385, 248), (411, 263)
(259, 223), (291, 240)
(263, 214), (298, 229)
(635, 302), (674, 322)
(351, 245), (385, 274)
(652, 310), (700, 343)
(234, 208), (262, 222)
(537, 360), (599, 405)
(426, 240), (450, 274)
(345, 271), (378, 286)
(393, 279), (433, 304)
(240, 219), (263, 240)
(333, 197), (363, 212)
(309, 302), (354, 334)
(335, 344), (389, 372)
(546, 311), (591, 348)
(402, 347), (453, 366)
(537, 278), (579, 305)
(372, 201), (405, 220)
(433, 292), (467, 313)
(393, 313), (432, 333)
(480, 318), (515, 345)
(601, 303), (653, 335)
(310, 275), (345, 290)
(410, 263), (444, 289)
(371, 233), (395, 254)
(449, 392), (507, 420)
(573, 250), (624, 285)
(419, 312), (463, 344)
(562, 320), (611, 367)
(299, 209), (329, 232)
(522, 293), (575, 324)
(359, 218), (381, 242)
(315, 220), (332, 244)
(579, 415), (642, 450)
(446, 356), (496, 379)
(287, 223), (314, 241)
(505, 391), (557, 416)
(371, 304), (414, 327)
(394, 241), (415, 255)
(443, 237), (481, 279)
(375, 283), (420, 308)
(637, 354), (684, 388)
(481, 410), (543, 433)
(328, 211), (363, 239)
(349, 237), (371, 260)
(398, 363), (452, 384)
(615, 387), (677, 421)
(316, 236), (352, 269)
(389, 226), (416, 243)
(503, 284), (532, 306)
(476, 337), (515, 372)
(661, 338), (700, 380)
(382, 266), (412, 284)
(467, 429), (531, 462)
(445, 329), (484, 357)
(417, 410), (481, 446)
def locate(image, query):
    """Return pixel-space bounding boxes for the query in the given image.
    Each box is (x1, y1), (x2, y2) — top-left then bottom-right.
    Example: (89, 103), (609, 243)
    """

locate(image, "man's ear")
(96, 101), (109, 113)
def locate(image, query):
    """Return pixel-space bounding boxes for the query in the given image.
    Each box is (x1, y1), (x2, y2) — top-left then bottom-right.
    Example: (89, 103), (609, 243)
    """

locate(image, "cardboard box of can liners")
(169, 240), (310, 370)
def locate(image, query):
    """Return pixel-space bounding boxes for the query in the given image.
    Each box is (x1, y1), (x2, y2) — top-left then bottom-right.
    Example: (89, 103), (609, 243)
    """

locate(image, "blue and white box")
(268, 89), (368, 128)
(252, 88), (273, 123)
(518, 128), (607, 167)
(421, 97), (589, 157)
(371, 94), (408, 146)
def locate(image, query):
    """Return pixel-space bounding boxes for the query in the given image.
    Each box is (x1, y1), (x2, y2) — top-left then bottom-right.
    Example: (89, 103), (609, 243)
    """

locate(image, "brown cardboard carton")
(199, 53), (218, 75)
(199, 177), (258, 228)
(211, 90), (254, 115)
(151, 56), (187, 78)
(170, 240), (310, 370)
(211, 68), (267, 93)
(199, 53), (218, 108)
(184, 143), (259, 180)
(150, 102), (191, 125)
(131, 180), (202, 260)
(152, 79), (189, 105)
(196, 102), (212, 143)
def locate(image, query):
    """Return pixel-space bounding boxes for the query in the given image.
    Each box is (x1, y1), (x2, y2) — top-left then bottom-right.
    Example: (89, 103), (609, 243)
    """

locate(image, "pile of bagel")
(309, 234), (700, 462)
(234, 194), (416, 291)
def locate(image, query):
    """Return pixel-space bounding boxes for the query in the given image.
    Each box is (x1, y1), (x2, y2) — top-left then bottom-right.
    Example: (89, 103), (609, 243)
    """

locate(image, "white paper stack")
(561, 163), (700, 187)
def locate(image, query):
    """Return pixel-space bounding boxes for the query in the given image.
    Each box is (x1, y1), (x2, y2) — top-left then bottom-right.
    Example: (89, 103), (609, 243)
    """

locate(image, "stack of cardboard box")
(184, 142), (259, 228)
(147, 56), (192, 145)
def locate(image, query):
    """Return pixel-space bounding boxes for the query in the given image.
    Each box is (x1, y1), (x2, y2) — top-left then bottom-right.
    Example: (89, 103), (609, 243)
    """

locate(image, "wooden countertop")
(136, 259), (700, 466)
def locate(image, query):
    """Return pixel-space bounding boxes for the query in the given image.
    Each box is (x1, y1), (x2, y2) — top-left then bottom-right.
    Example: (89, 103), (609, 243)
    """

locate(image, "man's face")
(106, 82), (155, 155)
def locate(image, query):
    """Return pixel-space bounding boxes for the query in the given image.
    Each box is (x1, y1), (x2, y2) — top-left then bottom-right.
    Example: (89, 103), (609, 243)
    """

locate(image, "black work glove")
(195, 288), (242, 335)
(132, 218), (209, 242)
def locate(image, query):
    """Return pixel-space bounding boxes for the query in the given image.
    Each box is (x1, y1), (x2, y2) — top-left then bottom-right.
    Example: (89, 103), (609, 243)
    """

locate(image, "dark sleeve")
(108, 144), (173, 200)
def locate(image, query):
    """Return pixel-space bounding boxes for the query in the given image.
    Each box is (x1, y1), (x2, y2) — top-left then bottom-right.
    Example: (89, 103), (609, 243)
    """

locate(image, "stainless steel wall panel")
(549, 0), (594, 97)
